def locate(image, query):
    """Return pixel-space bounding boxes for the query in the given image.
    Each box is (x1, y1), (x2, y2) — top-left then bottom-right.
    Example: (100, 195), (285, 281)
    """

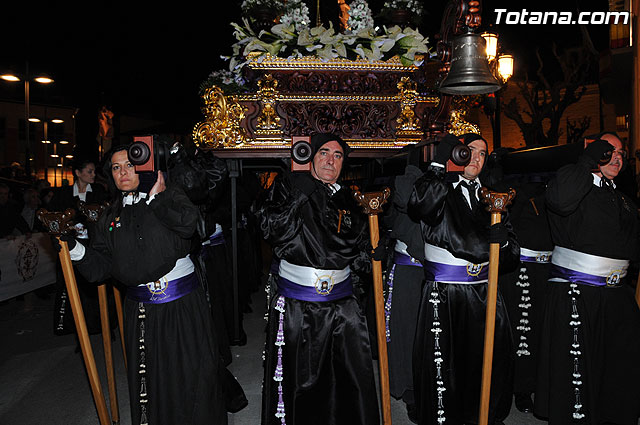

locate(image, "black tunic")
(498, 180), (553, 395)
(408, 165), (519, 425)
(258, 172), (379, 425)
(74, 186), (227, 425)
(535, 156), (640, 424)
(383, 165), (425, 405)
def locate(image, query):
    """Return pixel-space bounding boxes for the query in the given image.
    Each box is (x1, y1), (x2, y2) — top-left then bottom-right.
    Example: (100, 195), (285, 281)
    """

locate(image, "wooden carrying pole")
(38, 208), (111, 425)
(112, 286), (128, 370)
(353, 187), (392, 425)
(98, 284), (120, 424)
(79, 200), (123, 420)
(477, 188), (515, 425)
(59, 239), (111, 425)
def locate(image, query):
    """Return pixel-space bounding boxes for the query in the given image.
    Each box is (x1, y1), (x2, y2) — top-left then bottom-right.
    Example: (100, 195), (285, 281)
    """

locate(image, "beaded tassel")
(56, 289), (68, 332)
(515, 266), (532, 357)
(568, 283), (585, 420)
(384, 264), (396, 342)
(273, 295), (286, 424)
(138, 303), (149, 425)
(429, 283), (446, 424)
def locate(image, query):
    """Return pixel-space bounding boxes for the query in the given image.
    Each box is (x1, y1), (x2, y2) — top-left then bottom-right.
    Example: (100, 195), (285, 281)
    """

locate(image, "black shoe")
(406, 403), (418, 424)
(514, 392), (533, 413)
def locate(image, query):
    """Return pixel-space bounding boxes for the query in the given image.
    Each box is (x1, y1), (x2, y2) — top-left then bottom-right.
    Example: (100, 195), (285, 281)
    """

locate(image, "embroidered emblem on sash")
(466, 263), (483, 277)
(536, 253), (551, 263)
(314, 274), (335, 296)
(606, 269), (622, 286)
(146, 277), (169, 295)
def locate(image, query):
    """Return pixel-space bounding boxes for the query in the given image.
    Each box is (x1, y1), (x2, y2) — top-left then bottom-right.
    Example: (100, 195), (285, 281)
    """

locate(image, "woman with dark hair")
(63, 145), (228, 425)
(49, 156), (110, 335)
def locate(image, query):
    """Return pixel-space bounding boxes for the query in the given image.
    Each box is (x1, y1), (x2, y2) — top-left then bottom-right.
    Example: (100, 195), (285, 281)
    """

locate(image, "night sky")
(0, 1), (613, 154)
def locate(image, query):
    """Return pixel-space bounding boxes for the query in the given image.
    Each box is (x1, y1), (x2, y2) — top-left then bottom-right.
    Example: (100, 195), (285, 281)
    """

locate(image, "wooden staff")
(37, 208), (111, 425)
(98, 284), (120, 425)
(477, 187), (516, 425)
(80, 201), (122, 422)
(353, 187), (392, 425)
(112, 285), (128, 370)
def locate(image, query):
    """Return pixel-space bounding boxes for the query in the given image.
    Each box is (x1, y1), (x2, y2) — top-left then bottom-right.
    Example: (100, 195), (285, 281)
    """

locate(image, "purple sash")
(270, 259), (280, 275)
(127, 272), (199, 304)
(209, 232), (225, 246)
(424, 261), (488, 283)
(394, 251), (423, 267)
(277, 275), (353, 302)
(550, 264), (623, 287)
(520, 248), (552, 264)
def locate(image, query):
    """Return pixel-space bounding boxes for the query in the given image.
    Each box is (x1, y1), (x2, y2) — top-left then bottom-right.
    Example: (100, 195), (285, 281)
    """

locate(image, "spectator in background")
(21, 187), (45, 232)
(0, 182), (30, 238)
(40, 187), (54, 210)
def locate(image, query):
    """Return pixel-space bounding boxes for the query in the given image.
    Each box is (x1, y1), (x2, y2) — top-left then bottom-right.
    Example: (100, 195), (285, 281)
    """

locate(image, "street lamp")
(480, 32), (515, 148)
(1, 65), (54, 179)
(39, 117), (65, 185)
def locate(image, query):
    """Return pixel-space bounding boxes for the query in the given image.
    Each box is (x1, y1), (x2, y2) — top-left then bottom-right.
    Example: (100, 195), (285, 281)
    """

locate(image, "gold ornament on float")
(192, 86), (248, 149)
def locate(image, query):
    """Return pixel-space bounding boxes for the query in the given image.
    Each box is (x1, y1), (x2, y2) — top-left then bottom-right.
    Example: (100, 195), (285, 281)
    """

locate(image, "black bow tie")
(600, 177), (614, 191)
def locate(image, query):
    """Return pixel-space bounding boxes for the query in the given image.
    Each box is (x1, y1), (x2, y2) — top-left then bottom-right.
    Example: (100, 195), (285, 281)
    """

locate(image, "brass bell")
(440, 32), (501, 95)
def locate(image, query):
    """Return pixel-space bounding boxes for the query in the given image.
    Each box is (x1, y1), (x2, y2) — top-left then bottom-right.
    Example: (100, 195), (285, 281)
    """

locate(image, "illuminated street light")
(0, 65), (55, 179)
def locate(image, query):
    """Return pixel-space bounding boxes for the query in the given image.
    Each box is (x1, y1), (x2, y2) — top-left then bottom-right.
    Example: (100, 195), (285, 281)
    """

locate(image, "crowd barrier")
(0, 233), (57, 302)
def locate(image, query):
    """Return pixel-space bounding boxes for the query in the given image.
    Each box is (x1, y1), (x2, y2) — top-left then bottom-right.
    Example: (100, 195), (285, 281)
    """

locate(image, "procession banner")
(0, 233), (57, 301)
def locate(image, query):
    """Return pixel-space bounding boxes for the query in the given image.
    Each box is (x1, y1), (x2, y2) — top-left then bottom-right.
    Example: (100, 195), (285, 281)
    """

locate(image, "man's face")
(462, 139), (487, 181)
(111, 150), (140, 192)
(598, 134), (625, 180)
(310, 140), (344, 185)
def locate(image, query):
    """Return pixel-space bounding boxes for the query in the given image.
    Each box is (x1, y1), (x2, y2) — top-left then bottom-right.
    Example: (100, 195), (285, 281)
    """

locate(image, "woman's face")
(75, 163), (96, 185)
(111, 150), (139, 192)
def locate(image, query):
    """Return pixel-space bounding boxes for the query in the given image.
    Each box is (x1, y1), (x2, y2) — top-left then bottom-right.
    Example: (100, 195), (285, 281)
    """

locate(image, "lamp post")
(481, 32), (514, 149)
(1, 63), (54, 180)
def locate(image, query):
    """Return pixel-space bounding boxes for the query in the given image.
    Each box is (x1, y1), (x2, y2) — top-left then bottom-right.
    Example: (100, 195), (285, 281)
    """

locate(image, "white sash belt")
(278, 259), (350, 288)
(550, 246), (629, 283)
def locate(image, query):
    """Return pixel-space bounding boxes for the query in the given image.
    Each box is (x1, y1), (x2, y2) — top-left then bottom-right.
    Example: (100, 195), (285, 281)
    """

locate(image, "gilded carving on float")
(245, 52), (422, 71)
(447, 95), (482, 136)
(396, 76), (421, 140)
(255, 74), (283, 139)
(448, 109), (481, 136)
(192, 86), (248, 149)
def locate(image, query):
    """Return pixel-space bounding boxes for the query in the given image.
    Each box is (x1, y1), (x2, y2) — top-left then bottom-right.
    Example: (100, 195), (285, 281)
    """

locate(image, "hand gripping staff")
(37, 208), (112, 425)
(477, 187), (516, 425)
(79, 200), (123, 425)
(353, 187), (392, 425)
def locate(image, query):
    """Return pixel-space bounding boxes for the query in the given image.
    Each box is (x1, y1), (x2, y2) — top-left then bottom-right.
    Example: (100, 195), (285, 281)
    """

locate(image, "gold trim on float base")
(245, 53), (423, 71)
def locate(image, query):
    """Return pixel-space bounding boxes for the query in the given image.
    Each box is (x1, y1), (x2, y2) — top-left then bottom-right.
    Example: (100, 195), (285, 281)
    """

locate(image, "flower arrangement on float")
(202, 0), (431, 93)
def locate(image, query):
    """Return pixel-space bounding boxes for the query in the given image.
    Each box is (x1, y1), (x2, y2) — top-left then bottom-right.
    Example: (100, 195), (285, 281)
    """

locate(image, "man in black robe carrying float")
(258, 133), (380, 425)
(535, 132), (640, 424)
(408, 133), (519, 425)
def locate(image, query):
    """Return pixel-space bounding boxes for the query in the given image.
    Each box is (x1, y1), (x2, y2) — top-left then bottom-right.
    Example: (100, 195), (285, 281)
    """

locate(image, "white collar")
(73, 182), (92, 197)
(453, 175), (481, 188)
(122, 192), (148, 206)
(592, 173), (616, 189)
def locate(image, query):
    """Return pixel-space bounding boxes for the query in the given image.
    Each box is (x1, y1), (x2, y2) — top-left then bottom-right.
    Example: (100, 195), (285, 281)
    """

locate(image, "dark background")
(0, 1), (613, 156)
